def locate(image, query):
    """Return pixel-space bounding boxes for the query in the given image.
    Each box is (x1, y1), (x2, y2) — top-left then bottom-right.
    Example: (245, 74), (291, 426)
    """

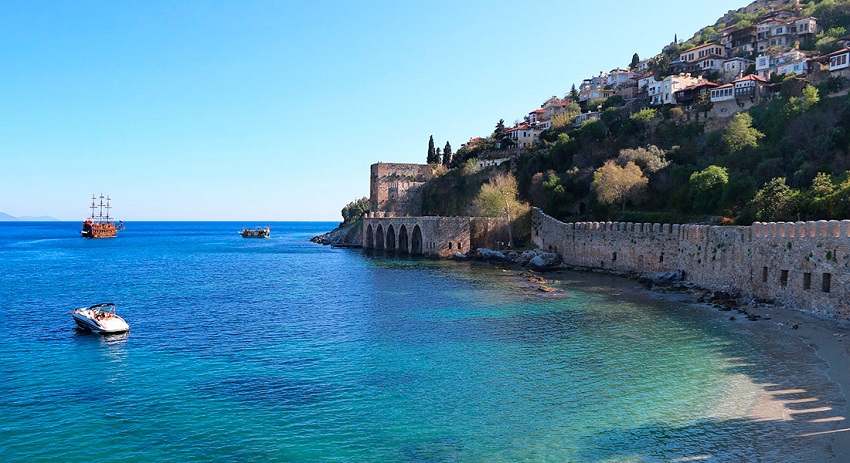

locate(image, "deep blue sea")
(0, 222), (844, 462)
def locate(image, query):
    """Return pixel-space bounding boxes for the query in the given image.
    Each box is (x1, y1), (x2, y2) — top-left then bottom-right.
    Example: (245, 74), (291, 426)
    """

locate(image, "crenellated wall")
(363, 213), (510, 258)
(532, 208), (850, 319)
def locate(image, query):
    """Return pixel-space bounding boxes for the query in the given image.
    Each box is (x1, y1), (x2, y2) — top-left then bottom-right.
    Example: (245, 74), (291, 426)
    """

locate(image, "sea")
(0, 221), (844, 462)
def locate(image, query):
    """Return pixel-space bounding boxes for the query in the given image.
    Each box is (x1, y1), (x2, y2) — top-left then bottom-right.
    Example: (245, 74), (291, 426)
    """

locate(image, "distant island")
(0, 212), (58, 221)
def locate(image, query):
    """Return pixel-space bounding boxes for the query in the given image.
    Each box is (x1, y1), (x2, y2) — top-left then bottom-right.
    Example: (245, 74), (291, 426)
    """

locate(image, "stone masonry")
(532, 208), (850, 319)
(369, 163), (432, 216)
(362, 213), (511, 258)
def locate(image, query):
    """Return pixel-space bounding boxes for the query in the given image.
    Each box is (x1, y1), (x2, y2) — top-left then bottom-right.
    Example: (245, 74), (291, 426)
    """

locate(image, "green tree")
(723, 113), (764, 153)
(569, 84), (579, 101)
(592, 160), (648, 211)
(695, 92), (713, 120)
(470, 172), (530, 247)
(801, 84), (820, 111)
(689, 165), (729, 212)
(427, 135), (437, 164)
(749, 177), (797, 221)
(494, 119), (508, 145)
(617, 145), (669, 175)
(442, 141), (453, 166)
(630, 53), (640, 69)
(340, 197), (370, 225)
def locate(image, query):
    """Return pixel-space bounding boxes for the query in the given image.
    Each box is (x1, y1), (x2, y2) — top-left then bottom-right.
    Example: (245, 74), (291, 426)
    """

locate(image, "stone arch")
(365, 224), (374, 250)
(398, 224), (409, 253)
(411, 225), (423, 255)
(375, 224), (385, 250)
(386, 224), (396, 251)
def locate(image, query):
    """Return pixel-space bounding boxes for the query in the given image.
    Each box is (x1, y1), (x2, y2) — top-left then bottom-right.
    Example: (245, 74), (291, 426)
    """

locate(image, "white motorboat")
(70, 303), (130, 334)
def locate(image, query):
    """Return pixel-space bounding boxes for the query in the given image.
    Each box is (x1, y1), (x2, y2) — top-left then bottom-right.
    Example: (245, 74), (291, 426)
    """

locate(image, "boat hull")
(71, 312), (129, 334)
(239, 227), (270, 238)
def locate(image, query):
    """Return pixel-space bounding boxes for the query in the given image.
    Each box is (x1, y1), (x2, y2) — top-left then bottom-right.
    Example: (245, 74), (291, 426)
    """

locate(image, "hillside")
(418, 0), (850, 227)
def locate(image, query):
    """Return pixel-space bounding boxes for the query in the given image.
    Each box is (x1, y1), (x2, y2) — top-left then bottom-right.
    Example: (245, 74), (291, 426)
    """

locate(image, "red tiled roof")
(679, 81), (720, 92)
(714, 83), (734, 89)
(733, 74), (768, 83)
(530, 109), (545, 114)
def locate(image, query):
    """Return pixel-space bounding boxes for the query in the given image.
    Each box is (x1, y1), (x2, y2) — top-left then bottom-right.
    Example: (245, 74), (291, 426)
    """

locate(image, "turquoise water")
(0, 222), (842, 462)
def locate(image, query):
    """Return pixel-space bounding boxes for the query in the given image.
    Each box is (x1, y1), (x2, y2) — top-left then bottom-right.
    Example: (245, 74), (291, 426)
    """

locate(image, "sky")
(0, 0), (748, 221)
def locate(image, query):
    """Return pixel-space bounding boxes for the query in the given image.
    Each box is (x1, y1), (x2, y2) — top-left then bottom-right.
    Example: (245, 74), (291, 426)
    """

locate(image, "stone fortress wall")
(362, 213), (510, 258)
(364, 162), (510, 257)
(532, 208), (850, 319)
(369, 163), (433, 217)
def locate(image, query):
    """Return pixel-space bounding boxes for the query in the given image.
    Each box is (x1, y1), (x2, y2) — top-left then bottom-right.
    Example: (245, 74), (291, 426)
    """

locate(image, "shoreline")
(533, 265), (850, 460)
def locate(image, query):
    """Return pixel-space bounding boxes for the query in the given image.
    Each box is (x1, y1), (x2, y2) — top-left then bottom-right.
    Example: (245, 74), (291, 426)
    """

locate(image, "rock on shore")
(311, 220), (363, 246)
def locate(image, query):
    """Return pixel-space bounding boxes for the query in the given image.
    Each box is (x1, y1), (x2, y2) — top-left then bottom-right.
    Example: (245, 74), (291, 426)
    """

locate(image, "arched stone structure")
(411, 225), (423, 254)
(375, 224), (385, 250)
(398, 225), (409, 253)
(365, 224), (374, 250)
(386, 224), (396, 251)
(363, 215), (508, 258)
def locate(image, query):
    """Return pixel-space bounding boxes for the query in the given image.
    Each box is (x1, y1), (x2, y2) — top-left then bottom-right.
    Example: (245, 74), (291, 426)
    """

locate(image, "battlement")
(532, 208), (850, 319)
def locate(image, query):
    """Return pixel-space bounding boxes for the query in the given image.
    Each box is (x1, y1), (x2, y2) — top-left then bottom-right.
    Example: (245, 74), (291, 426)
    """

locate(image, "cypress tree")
(569, 84), (579, 101)
(630, 53), (640, 69)
(427, 135), (437, 164)
(443, 141), (453, 166)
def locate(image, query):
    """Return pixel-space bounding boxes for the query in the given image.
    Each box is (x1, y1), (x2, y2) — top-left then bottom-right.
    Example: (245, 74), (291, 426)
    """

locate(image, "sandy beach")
(648, 283), (850, 460)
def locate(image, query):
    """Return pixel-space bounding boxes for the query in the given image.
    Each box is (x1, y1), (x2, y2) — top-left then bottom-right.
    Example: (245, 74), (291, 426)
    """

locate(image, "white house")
(506, 123), (538, 149)
(710, 83), (735, 103)
(680, 42), (726, 64)
(637, 73), (656, 92)
(755, 49), (808, 79)
(829, 47), (850, 75)
(733, 74), (769, 99)
(607, 68), (635, 88)
(648, 73), (702, 106)
(721, 57), (754, 81)
(756, 16), (818, 52)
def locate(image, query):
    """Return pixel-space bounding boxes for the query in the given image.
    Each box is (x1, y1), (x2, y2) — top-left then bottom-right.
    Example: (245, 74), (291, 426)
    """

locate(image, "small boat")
(69, 303), (130, 333)
(81, 194), (125, 238)
(240, 226), (270, 238)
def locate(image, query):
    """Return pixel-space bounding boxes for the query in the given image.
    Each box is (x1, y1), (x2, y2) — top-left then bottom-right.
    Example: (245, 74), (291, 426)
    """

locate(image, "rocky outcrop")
(311, 220), (363, 246)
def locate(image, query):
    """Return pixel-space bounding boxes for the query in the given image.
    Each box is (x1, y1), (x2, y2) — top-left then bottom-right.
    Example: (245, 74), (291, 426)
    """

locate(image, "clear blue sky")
(1, 0), (746, 221)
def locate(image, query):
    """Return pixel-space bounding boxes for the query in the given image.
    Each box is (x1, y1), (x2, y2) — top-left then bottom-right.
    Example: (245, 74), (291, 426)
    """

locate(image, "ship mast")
(90, 194), (97, 220)
(98, 194), (105, 222)
(105, 195), (111, 222)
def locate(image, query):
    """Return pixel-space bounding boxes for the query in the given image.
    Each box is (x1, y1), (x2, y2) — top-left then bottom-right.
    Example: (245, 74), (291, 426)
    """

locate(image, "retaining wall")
(532, 208), (850, 319)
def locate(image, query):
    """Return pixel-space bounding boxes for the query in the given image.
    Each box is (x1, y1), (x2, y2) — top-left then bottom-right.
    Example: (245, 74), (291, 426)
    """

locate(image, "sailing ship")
(81, 194), (124, 238)
(239, 226), (270, 238)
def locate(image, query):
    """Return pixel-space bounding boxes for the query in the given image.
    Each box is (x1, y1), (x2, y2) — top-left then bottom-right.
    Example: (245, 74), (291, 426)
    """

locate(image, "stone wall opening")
(762, 266), (768, 283)
(398, 225), (409, 253)
(365, 224), (374, 250)
(375, 224), (385, 251)
(823, 273), (832, 293)
(386, 224), (396, 251)
(780, 269), (788, 287)
(803, 272), (812, 290)
(411, 225), (423, 255)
